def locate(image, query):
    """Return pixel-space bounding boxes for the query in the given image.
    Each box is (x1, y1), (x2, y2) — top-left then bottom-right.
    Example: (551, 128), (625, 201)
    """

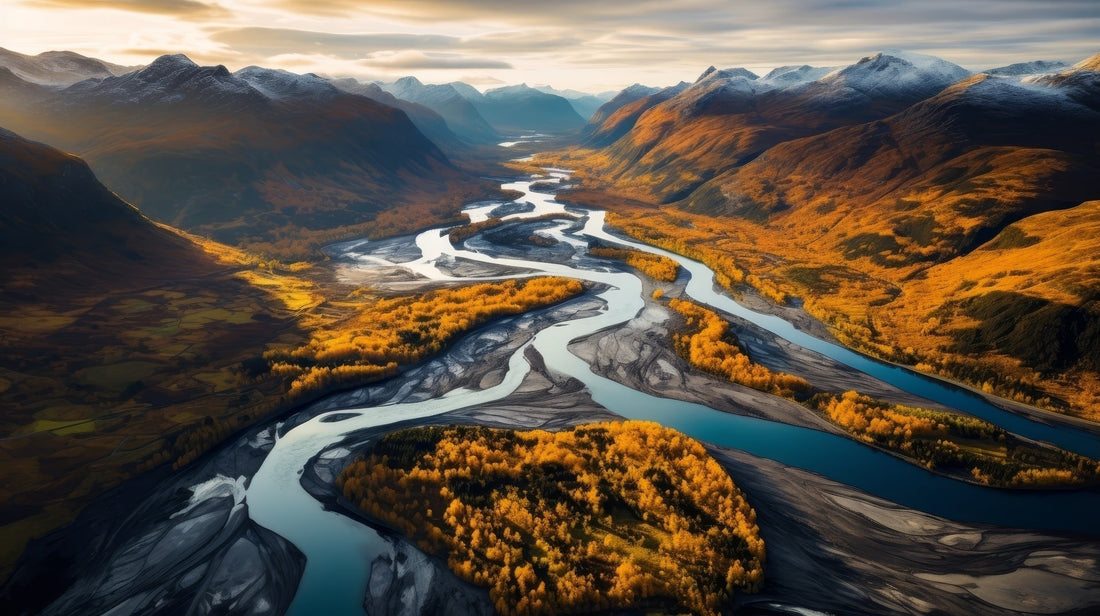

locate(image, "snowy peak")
(60, 54), (265, 109)
(620, 83), (661, 98)
(985, 60), (1068, 76)
(144, 53), (199, 73)
(831, 50), (970, 88)
(485, 83), (542, 98)
(696, 66), (757, 83)
(394, 75), (425, 89)
(811, 50), (970, 104)
(760, 64), (835, 86)
(0, 47), (130, 86)
(234, 66), (337, 101)
(448, 81), (484, 101)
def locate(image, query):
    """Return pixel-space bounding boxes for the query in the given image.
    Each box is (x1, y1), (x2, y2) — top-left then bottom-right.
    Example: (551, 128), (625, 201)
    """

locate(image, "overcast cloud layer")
(4, 0), (1098, 91)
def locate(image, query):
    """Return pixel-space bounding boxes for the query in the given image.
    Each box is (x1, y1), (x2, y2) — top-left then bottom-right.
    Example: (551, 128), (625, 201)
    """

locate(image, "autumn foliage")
(339, 421), (765, 616)
(589, 246), (679, 282)
(669, 298), (810, 399)
(266, 277), (584, 397)
(814, 391), (1100, 487)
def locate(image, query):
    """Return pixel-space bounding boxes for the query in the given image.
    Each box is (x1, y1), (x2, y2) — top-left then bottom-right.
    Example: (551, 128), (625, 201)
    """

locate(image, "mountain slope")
(473, 83), (586, 133)
(582, 82), (688, 148)
(690, 71), (1100, 260)
(0, 55), (495, 256)
(584, 83), (660, 133)
(383, 76), (499, 144)
(554, 51), (971, 203)
(0, 48), (131, 86)
(0, 128), (311, 581)
(532, 84), (607, 120)
(331, 77), (470, 154)
(567, 55), (1100, 418)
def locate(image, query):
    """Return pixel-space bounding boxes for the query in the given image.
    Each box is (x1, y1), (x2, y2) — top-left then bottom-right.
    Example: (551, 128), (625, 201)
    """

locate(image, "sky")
(4, 0), (1099, 93)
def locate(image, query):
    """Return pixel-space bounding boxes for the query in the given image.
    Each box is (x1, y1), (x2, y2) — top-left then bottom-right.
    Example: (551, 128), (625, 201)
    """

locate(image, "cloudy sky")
(4, 0), (1098, 92)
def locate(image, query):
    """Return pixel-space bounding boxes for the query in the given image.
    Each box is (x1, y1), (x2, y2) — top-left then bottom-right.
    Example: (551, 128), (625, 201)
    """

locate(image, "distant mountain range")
(0, 54), (496, 255)
(531, 85), (611, 120)
(0, 47), (132, 86)
(380, 76), (501, 144)
(431, 81), (586, 134)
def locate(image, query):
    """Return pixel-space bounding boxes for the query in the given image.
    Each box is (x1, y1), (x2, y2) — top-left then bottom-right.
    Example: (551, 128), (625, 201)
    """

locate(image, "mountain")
(582, 82), (688, 148)
(531, 85), (607, 120)
(585, 83), (660, 130)
(0, 54), (494, 256)
(235, 66), (339, 101)
(0, 128), (196, 280)
(558, 50), (972, 203)
(687, 71), (1100, 257)
(562, 54), (1100, 416)
(448, 80), (486, 102)
(985, 60), (1069, 76)
(759, 64), (835, 86)
(469, 83), (586, 134)
(0, 127), (313, 587)
(0, 47), (132, 86)
(332, 77), (471, 154)
(382, 76), (499, 144)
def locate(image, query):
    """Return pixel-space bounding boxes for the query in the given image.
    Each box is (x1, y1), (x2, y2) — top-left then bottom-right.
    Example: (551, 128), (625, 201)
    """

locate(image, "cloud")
(361, 51), (512, 70)
(210, 27), (460, 59)
(24, 0), (230, 18)
(12, 0), (1100, 92)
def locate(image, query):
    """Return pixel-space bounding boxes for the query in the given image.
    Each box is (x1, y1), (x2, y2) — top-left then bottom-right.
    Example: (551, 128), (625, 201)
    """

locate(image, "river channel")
(244, 168), (1100, 616)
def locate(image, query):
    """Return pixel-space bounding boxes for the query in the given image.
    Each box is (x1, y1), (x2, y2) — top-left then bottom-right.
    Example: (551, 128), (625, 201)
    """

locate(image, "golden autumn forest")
(339, 421), (765, 616)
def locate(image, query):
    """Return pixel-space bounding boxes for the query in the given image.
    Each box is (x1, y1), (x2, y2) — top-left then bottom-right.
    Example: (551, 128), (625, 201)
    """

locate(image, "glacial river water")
(245, 170), (1100, 616)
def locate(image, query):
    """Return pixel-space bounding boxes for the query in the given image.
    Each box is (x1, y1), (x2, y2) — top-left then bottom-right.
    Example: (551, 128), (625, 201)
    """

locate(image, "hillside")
(0, 47), (131, 86)
(331, 77), (470, 154)
(0, 55), (497, 258)
(552, 53), (1100, 419)
(0, 127), (307, 578)
(557, 51), (971, 203)
(0, 128), (588, 582)
(383, 76), (500, 144)
(466, 83), (586, 134)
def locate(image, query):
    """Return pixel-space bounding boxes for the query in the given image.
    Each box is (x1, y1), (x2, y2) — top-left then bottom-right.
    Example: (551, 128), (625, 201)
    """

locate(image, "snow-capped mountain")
(62, 54), (265, 110)
(808, 50), (971, 106)
(0, 47), (132, 86)
(234, 66), (339, 101)
(759, 65), (835, 86)
(985, 60), (1069, 76)
(0, 54), (486, 248)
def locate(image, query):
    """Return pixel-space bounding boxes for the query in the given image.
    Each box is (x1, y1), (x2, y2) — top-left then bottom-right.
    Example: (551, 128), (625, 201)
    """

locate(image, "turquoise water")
(248, 173), (1100, 616)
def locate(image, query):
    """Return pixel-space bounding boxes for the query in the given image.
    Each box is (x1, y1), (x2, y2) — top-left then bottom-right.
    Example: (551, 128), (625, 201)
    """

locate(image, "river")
(245, 168), (1100, 616)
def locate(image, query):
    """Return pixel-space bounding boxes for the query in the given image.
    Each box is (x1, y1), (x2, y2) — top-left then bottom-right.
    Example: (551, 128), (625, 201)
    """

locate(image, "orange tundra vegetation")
(668, 298), (810, 399)
(265, 277), (584, 397)
(339, 421), (764, 616)
(594, 202), (1100, 421)
(814, 391), (1100, 487)
(589, 246), (679, 282)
